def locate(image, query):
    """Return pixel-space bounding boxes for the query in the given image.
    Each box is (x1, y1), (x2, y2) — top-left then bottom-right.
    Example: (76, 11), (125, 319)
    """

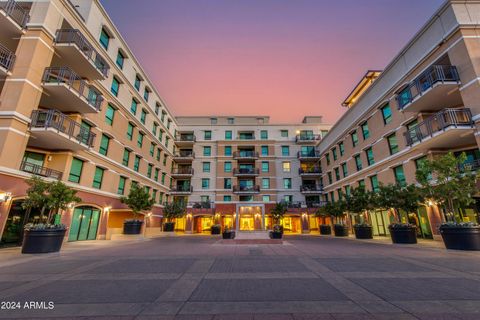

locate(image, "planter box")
(334, 224), (348, 237)
(389, 226), (417, 244)
(440, 225), (480, 251)
(22, 229), (66, 254)
(211, 225), (221, 235)
(123, 220), (143, 235)
(163, 222), (175, 232)
(222, 231), (235, 239)
(319, 225), (331, 235)
(354, 225), (373, 239)
(269, 231), (283, 239)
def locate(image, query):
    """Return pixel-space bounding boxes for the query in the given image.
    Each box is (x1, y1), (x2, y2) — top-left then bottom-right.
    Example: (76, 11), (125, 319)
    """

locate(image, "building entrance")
(237, 206), (263, 231)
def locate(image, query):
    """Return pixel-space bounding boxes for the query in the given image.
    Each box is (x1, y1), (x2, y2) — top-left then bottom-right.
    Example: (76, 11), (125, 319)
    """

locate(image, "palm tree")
(270, 202), (287, 225)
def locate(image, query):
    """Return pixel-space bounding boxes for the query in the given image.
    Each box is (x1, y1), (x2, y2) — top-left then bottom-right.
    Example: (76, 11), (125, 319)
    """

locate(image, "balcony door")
(68, 206), (100, 241)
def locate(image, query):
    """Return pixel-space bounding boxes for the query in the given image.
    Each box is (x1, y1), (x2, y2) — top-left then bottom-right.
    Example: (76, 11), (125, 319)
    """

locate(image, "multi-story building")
(173, 116), (331, 234)
(317, 0), (480, 239)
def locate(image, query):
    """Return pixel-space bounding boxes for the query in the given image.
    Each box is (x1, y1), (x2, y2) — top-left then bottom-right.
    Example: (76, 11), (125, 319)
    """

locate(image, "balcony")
(170, 185), (193, 195)
(237, 133), (255, 140)
(54, 29), (110, 79)
(233, 151), (259, 161)
(20, 161), (63, 180)
(305, 201), (327, 208)
(396, 65), (461, 112)
(300, 185), (323, 194)
(41, 67), (103, 113)
(299, 167), (322, 176)
(233, 185), (260, 194)
(0, 43), (15, 76)
(171, 167), (194, 178)
(173, 151), (195, 163)
(0, 0), (29, 35)
(28, 109), (96, 151)
(404, 108), (475, 148)
(295, 134), (321, 144)
(175, 133), (196, 147)
(233, 168), (259, 176)
(297, 150), (321, 161)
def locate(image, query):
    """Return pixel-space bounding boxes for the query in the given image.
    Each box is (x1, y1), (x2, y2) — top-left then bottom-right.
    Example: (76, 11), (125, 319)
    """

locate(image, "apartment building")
(317, 0), (480, 239)
(172, 116), (331, 234)
(0, 0), (178, 245)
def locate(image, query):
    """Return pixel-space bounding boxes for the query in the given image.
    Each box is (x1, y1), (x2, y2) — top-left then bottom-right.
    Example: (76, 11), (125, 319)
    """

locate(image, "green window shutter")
(68, 158), (84, 183)
(99, 134), (110, 156)
(122, 149), (130, 166)
(117, 176), (126, 195)
(92, 167), (104, 189)
(147, 164), (153, 178)
(131, 99), (138, 115)
(105, 104), (115, 125)
(127, 123), (134, 140)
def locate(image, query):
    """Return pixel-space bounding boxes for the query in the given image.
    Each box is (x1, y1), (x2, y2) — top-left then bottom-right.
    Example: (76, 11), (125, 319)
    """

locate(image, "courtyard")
(0, 236), (479, 319)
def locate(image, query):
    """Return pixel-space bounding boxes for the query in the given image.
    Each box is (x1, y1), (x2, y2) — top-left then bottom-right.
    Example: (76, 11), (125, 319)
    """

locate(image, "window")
(127, 123), (134, 140)
(134, 155), (141, 172)
(161, 172), (166, 184)
(337, 189), (343, 201)
(284, 195), (293, 203)
(105, 104), (115, 125)
(334, 167), (340, 181)
(152, 189), (157, 203)
(280, 130), (288, 138)
(282, 161), (291, 172)
(147, 164), (153, 178)
(361, 122), (370, 139)
(163, 154), (167, 166)
(152, 122), (158, 136)
(381, 104), (392, 125)
(262, 161), (269, 173)
(164, 136), (169, 149)
(144, 88), (150, 102)
(155, 103), (160, 115)
(327, 172), (333, 184)
(281, 146), (289, 156)
(354, 154), (362, 171)
(137, 132), (144, 148)
(68, 158), (84, 183)
(393, 165), (406, 187)
(415, 156), (431, 180)
(91, 167), (105, 190)
(140, 109), (147, 124)
(159, 130), (164, 142)
(224, 146), (232, 156)
(225, 130), (232, 140)
(339, 142), (345, 156)
(387, 133), (399, 155)
(227, 118), (234, 124)
(370, 175), (379, 192)
(99, 28), (110, 49)
(345, 185), (351, 197)
(224, 178), (232, 189)
(325, 154), (330, 166)
(365, 147), (375, 166)
(161, 111), (166, 122)
(167, 119), (172, 129)
(122, 148), (130, 166)
(262, 178), (270, 189)
(117, 176), (126, 195)
(99, 134), (110, 156)
(211, 118), (217, 124)
(224, 195), (232, 202)
(201, 178), (210, 189)
(134, 75), (141, 91)
(260, 130), (268, 140)
(203, 146), (211, 156)
(204, 130), (212, 140)
(283, 178), (292, 189)
(111, 77), (120, 96)
(358, 179), (365, 188)
(203, 162), (210, 173)
(153, 168), (159, 182)
(341, 163), (348, 177)
(116, 50), (125, 69)
(159, 192), (164, 204)
(224, 161), (232, 172)
(261, 146), (268, 156)
(332, 148), (337, 161)
(351, 130), (359, 147)
(262, 195), (270, 202)
(156, 148), (161, 161)
(130, 98), (138, 115)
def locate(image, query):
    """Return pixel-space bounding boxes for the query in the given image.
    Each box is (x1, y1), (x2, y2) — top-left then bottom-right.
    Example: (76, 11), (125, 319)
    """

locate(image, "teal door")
(68, 207), (100, 241)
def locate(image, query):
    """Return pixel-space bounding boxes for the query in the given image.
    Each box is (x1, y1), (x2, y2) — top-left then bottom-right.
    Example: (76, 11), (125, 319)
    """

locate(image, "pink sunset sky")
(100, 0), (444, 124)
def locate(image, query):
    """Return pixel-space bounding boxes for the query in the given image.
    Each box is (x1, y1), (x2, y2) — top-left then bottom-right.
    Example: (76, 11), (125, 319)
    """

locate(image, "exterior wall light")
(0, 192), (12, 203)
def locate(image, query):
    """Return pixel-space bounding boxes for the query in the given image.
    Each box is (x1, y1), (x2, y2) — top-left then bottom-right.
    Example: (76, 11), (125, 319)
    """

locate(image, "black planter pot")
(163, 222), (175, 232)
(269, 231), (283, 239)
(211, 225), (221, 235)
(389, 225), (417, 244)
(22, 229), (66, 254)
(334, 224), (349, 237)
(440, 225), (480, 251)
(222, 231), (235, 239)
(123, 220), (143, 234)
(354, 225), (373, 239)
(319, 225), (331, 235)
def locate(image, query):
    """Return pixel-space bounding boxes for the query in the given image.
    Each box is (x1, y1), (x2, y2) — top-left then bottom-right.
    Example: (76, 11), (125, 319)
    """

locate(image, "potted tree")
(348, 186), (373, 239)
(210, 224), (221, 235)
(120, 183), (155, 234)
(269, 202), (287, 239)
(22, 177), (81, 254)
(315, 203), (332, 235)
(222, 226), (236, 239)
(162, 201), (186, 232)
(331, 200), (348, 237)
(416, 152), (480, 250)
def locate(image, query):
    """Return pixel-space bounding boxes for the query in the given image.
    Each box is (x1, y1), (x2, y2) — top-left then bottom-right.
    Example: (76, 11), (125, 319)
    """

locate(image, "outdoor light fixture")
(104, 206), (111, 212)
(0, 192), (12, 203)
(67, 202), (76, 209)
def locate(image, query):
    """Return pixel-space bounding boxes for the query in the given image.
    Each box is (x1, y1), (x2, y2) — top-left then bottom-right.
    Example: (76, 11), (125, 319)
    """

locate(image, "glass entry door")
(239, 214), (254, 231)
(68, 206), (100, 241)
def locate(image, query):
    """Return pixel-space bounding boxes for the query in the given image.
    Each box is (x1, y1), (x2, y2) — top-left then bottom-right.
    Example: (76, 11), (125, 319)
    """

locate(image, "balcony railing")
(175, 134), (196, 142)
(295, 134), (321, 143)
(404, 108), (474, 147)
(237, 134), (255, 140)
(171, 167), (194, 175)
(300, 185), (323, 192)
(299, 167), (322, 175)
(54, 29), (110, 77)
(283, 201), (327, 209)
(170, 185), (193, 193)
(30, 109), (96, 148)
(42, 67), (104, 111)
(0, 43), (15, 72)
(173, 151), (195, 158)
(396, 65), (460, 110)
(233, 151), (259, 159)
(233, 168), (259, 175)
(0, 0), (30, 28)
(297, 150), (321, 159)
(20, 161), (63, 180)
(189, 201), (215, 209)
(233, 185), (260, 193)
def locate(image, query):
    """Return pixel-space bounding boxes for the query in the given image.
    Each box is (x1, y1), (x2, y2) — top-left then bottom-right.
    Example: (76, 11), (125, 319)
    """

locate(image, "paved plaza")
(0, 235), (480, 319)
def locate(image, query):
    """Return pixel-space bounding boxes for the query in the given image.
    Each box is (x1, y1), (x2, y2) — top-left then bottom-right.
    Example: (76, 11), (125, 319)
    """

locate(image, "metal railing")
(396, 65), (460, 110)
(283, 201), (327, 209)
(459, 159), (480, 172)
(54, 29), (110, 77)
(0, 43), (15, 72)
(171, 167), (194, 175)
(306, 201), (327, 208)
(30, 109), (96, 148)
(20, 161), (63, 180)
(300, 185), (323, 192)
(233, 185), (260, 193)
(297, 150), (321, 158)
(233, 168), (259, 175)
(175, 134), (196, 142)
(233, 151), (259, 159)
(42, 67), (104, 111)
(173, 151), (195, 158)
(404, 108), (473, 147)
(295, 134), (321, 142)
(0, 0), (30, 28)
(299, 167), (322, 174)
(237, 134), (255, 140)
(170, 185), (193, 193)
(189, 201), (215, 209)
